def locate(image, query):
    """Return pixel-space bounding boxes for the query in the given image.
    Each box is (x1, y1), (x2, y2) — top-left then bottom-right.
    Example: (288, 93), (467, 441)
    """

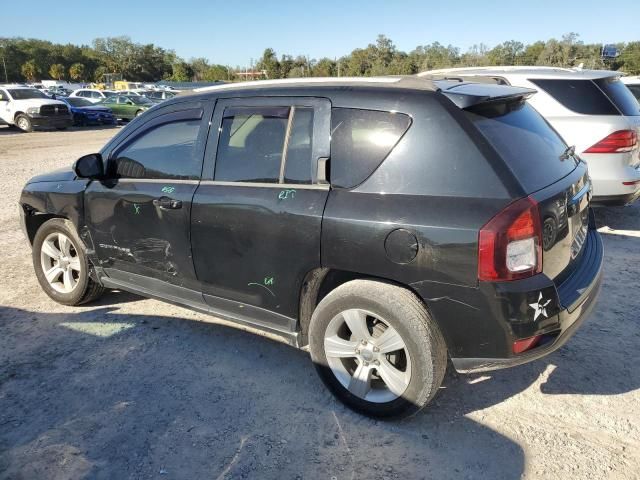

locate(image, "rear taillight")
(584, 130), (637, 154)
(478, 197), (542, 281)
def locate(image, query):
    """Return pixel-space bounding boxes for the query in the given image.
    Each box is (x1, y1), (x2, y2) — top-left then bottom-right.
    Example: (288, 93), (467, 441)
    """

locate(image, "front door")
(85, 102), (212, 290)
(191, 97), (331, 330)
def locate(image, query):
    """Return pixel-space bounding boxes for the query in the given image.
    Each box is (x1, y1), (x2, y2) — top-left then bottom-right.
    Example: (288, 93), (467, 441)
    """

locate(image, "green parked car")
(98, 95), (153, 120)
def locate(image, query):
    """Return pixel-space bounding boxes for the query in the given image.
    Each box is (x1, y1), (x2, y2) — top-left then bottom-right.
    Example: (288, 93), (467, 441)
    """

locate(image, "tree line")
(1, 33), (639, 85)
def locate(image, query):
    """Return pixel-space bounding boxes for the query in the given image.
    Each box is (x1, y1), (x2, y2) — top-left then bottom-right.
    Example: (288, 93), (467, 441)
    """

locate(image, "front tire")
(32, 218), (105, 305)
(15, 114), (33, 132)
(309, 280), (447, 418)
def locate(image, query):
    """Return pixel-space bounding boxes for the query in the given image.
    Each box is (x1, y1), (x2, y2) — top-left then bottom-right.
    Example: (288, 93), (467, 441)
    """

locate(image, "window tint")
(113, 119), (202, 180)
(465, 101), (576, 193)
(595, 77), (640, 116)
(214, 106), (289, 183)
(284, 107), (314, 184)
(627, 84), (640, 102)
(530, 79), (618, 115)
(330, 108), (412, 189)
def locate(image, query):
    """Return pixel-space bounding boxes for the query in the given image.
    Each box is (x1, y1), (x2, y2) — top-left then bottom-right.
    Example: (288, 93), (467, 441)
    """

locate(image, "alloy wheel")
(40, 232), (81, 293)
(17, 117), (29, 130)
(323, 309), (412, 403)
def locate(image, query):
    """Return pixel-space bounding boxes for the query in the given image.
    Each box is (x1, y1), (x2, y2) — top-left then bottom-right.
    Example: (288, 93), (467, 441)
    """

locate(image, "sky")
(4, 0), (640, 66)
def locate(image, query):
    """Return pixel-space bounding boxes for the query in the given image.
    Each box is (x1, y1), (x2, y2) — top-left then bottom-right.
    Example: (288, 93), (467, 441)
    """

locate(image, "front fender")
(19, 179), (89, 243)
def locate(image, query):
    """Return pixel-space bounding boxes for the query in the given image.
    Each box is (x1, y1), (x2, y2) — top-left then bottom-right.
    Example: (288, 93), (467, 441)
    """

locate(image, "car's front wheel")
(15, 114), (33, 132)
(32, 218), (104, 305)
(309, 280), (447, 418)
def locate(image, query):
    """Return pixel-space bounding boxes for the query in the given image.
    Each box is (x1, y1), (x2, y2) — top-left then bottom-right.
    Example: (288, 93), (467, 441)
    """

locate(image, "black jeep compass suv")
(19, 77), (603, 418)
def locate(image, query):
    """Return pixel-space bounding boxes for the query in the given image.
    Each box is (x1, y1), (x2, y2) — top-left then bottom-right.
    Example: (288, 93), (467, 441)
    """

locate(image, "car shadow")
(0, 305), (524, 479)
(2, 267), (638, 480)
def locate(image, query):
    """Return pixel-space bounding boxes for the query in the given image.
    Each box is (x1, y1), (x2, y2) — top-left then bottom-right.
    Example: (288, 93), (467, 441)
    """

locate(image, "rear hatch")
(451, 85), (591, 284)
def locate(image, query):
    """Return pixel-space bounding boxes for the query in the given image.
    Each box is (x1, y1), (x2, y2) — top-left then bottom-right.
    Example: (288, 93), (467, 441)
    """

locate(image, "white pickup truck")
(0, 85), (73, 132)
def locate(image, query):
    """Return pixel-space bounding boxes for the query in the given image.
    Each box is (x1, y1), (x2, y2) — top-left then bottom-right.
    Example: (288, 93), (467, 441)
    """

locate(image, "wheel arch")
(297, 268), (444, 348)
(23, 211), (67, 245)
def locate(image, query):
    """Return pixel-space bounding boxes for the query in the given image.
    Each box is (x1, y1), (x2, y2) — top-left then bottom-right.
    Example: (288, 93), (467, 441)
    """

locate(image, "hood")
(11, 98), (68, 109)
(27, 166), (76, 184)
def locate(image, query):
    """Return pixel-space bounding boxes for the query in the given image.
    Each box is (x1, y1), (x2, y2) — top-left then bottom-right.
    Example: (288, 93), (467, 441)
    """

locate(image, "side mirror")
(73, 153), (104, 179)
(127, 101), (134, 105)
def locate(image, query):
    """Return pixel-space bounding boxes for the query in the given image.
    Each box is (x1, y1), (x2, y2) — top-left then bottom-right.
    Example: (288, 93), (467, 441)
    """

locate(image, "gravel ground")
(0, 125), (639, 480)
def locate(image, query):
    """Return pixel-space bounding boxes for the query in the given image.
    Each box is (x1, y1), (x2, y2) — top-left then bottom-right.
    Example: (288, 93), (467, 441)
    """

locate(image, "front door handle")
(152, 196), (182, 209)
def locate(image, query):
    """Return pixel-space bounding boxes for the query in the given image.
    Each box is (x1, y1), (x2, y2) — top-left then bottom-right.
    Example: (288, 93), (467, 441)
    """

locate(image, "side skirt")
(99, 269), (301, 347)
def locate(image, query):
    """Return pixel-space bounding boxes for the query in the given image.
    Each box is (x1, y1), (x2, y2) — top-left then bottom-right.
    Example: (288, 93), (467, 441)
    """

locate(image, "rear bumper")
(592, 189), (640, 206)
(450, 226), (604, 374)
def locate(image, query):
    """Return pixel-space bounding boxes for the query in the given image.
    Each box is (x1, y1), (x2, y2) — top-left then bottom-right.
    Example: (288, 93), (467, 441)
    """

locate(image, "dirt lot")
(0, 125), (639, 480)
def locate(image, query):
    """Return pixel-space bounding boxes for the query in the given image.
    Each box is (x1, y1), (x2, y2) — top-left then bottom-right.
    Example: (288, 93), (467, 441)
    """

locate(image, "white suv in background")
(419, 67), (640, 205)
(69, 89), (118, 103)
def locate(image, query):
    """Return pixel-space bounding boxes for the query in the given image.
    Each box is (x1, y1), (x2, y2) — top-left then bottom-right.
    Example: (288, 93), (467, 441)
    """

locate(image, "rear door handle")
(152, 196), (182, 209)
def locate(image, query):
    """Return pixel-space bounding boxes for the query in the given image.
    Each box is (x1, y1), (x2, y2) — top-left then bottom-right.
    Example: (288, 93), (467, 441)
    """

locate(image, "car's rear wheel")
(15, 114), (33, 132)
(309, 280), (447, 418)
(32, 218), (105, 305)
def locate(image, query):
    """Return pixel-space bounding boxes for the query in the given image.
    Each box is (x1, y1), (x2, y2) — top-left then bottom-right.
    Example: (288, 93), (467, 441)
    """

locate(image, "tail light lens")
(584, 130), (637, 153)
(478, 197), (542, 281)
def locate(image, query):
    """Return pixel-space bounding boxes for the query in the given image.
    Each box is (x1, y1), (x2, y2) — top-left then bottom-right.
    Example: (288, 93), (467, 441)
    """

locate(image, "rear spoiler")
(434, 80), (537, 109)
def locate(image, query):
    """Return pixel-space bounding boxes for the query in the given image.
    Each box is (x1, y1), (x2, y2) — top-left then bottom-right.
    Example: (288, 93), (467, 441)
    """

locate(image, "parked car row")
(418, 67), (640, 206)
(20, 76), (607, 418)
(0, 83), (172, 131)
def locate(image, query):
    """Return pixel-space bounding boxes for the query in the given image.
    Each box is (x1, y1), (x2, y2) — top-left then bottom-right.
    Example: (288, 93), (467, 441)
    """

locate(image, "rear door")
(190, 97), (331, 328)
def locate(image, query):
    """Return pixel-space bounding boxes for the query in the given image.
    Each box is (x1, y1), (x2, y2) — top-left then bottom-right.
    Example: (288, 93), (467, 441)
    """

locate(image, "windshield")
(466, 100), (577, 193)
(67, 98), (94, 107)
(7, 88), (48, 100)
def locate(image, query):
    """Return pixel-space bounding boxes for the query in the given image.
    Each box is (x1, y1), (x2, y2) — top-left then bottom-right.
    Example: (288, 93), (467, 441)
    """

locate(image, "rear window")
(530, 79), (618, 115)
(330, 108), (411, 188)
(466, 101), (577, 193)
(594, 77), (640, 116)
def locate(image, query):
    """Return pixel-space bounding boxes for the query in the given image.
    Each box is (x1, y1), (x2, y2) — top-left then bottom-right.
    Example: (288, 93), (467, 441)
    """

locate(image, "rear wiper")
(559, 145), (576, 161)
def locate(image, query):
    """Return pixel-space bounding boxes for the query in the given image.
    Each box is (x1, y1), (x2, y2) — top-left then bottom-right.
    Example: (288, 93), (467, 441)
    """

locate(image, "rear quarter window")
(330, 108), (411, 189)
(465, 101), (577, 193)
(627, 84), (640, 101)
(595, 77), (640, 116)
(530, 78), (618, 115)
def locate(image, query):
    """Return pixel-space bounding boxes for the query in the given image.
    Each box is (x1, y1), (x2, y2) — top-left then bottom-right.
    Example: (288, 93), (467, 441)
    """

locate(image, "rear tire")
(32, 218), (105, 306)
(15, 114), (33, 132)
(309, 280), (447, 418)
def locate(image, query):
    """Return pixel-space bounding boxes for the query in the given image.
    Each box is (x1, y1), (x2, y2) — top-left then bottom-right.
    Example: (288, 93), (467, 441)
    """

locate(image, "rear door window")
(594, 77), (640, 116)
(530, 79), (618, 115)
(465, 101), (577, 193)
(330, 108), (412, 188)
(215, 106), (289, 183)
